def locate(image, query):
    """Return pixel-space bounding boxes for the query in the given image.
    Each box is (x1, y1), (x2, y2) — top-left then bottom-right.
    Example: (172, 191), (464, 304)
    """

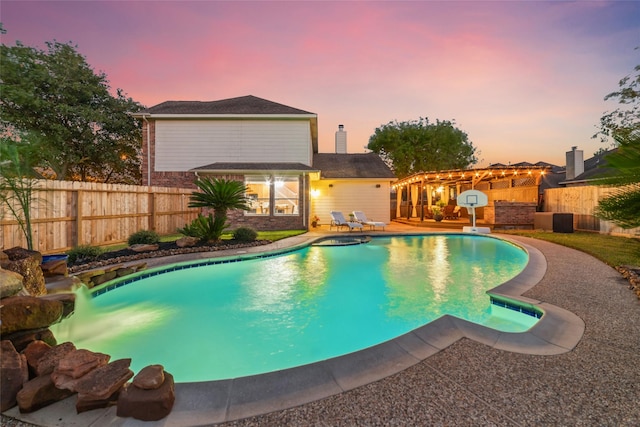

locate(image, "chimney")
(565, 146), (584, 180)
(335, 124), (347, 154)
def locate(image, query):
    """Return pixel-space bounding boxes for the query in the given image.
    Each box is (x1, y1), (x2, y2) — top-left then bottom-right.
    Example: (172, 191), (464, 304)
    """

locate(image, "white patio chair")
(329, 211), (364, 232)
(352, 211), (386, 231)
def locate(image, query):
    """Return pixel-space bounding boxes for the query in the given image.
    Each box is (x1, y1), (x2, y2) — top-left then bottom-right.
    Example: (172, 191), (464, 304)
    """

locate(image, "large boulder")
(4, 248), (45, 296)
(51, 349), (110, 392)
(117, 370), (175, 421)
(16, 372), (74, 413)
(0, 340), (29, 411)
(0, 268), (24, 298)
(75, 359), (133, 411)
(0, 296), (63, 335)
(40, 293), (76, 319)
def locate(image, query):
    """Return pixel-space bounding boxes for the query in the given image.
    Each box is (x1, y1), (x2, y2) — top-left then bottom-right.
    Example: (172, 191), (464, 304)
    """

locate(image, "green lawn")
(501, 230), (640, 268)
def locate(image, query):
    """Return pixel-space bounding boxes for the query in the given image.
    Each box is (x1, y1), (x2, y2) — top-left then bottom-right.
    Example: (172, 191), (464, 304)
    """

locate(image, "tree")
(592, 59), (640, 229)
(594, 61), (639, 145)
(367, 117), (477, 178)
(0, 39), (143, 183)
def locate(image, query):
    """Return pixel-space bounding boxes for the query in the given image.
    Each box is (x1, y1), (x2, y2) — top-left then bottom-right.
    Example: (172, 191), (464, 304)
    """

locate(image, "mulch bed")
(68, 240), (272, 273)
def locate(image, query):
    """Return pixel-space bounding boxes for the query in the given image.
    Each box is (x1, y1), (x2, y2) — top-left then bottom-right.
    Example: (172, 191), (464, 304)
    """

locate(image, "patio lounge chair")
(329, 211), (364, 231)
(352, 211), (386, 231)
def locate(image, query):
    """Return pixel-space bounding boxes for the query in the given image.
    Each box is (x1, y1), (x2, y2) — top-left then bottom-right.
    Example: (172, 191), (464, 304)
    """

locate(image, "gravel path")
(3, 235), (638, 426)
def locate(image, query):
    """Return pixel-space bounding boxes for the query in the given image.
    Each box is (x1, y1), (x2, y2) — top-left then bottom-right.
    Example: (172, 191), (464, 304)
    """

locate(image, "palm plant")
(187, 176), (250, 227)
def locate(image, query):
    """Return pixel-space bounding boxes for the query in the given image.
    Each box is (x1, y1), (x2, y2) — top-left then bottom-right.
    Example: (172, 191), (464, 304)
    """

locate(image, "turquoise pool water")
(51, 234), (536, 382)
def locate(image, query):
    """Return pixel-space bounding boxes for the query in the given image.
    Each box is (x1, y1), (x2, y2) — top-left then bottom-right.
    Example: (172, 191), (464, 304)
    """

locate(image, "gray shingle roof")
(191, 162), (318, 172)
(140, 95), (315, 115)
(313, 153), (396, 179)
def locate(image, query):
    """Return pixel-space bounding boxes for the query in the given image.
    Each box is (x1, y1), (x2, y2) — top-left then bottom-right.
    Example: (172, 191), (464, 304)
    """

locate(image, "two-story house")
(133, 95), (395, 231)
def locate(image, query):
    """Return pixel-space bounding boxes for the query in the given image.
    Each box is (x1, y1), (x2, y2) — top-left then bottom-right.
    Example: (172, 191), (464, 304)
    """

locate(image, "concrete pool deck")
(3, 223), (639, 426)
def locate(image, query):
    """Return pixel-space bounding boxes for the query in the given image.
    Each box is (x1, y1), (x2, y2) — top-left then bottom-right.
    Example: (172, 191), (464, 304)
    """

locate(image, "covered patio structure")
(392, 165), (552, 228)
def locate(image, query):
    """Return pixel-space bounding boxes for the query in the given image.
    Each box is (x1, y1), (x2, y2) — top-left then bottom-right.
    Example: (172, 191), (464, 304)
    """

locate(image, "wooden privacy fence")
(544, 185), (639, 237)
(1, 180), (199, 254)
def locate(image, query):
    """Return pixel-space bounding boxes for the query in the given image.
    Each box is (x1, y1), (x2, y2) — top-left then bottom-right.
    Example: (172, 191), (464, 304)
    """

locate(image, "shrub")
(233, 227), (258, 242)
(66, 245), (103, 265)
(127, 229), (160, 246)
(177, 214), (228, 242)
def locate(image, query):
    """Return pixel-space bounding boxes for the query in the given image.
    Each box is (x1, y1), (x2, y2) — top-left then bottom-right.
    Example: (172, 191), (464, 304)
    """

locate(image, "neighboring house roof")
(138, 95), (315, 115)
(313, 153), (396, 179)
(191, 162), (318, 173)
(560, 149), (616, 185)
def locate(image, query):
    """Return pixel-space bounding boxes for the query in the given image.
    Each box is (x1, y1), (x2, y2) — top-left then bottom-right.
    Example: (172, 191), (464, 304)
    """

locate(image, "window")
(245, 176), (270, 215)
(245, 175), (299, 216)
(274, 176), (299, 215)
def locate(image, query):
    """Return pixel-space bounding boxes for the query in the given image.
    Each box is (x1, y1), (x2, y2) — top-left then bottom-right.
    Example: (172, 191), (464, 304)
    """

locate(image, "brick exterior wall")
(484, 201), (537, 229)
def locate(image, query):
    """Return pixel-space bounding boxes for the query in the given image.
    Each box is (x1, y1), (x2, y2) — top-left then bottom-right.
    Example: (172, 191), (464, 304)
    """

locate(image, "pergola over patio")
(392, 165), (552, 222)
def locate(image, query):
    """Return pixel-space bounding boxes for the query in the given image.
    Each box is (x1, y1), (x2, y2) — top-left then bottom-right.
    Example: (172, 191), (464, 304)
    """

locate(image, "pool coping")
(5, 231), (585, 427)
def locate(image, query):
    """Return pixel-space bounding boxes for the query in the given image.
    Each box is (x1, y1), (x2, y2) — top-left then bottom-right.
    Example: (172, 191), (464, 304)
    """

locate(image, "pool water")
(51, 234), (535, 382)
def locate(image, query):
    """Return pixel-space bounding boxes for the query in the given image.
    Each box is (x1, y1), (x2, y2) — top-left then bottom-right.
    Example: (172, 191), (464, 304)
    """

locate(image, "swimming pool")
(51, 234), (538, 382)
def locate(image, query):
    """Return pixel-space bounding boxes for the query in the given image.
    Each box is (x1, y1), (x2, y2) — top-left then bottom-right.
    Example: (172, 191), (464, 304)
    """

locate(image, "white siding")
(311, 180), (391, 226)
(155, 120), (312, 171)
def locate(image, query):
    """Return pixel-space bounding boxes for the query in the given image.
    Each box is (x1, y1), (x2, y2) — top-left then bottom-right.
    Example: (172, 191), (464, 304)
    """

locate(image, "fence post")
(148, 187), (156, 231)
(75, 189), (83, 247)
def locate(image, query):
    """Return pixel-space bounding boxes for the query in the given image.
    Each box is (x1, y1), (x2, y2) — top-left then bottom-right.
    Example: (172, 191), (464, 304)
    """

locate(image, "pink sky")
(2, 1), (638, 167)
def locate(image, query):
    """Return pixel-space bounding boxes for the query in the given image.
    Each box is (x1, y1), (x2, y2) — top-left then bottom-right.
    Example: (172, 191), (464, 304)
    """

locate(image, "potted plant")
(432, 201), (446, 222)
(311, 215), (320, 227)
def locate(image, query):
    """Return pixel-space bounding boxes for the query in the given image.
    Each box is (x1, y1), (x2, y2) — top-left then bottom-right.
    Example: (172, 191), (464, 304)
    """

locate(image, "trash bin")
(552, 213), (574, 233)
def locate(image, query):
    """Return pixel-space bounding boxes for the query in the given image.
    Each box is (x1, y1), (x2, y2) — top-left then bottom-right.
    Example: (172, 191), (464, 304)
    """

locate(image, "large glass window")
(245, 176), (271, 216)
(245, 175), (300, 216)
(274, 176), (299, 215)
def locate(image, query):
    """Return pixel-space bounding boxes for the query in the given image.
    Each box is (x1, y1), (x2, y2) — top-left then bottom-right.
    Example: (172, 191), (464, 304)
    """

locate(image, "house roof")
(312, 153), (396, 179)
(191, 162), (318, 173)
(135, 95), (319, 153)
(565, 149), (616, 183)
(139, 95), (315, 115)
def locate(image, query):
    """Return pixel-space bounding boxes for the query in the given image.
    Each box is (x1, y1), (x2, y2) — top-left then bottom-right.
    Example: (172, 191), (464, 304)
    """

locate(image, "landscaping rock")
(52, 349), (110, 391)
(0, 268), (24, 298)
(16, 372), (74, 413)
(1, 340), (29, 411)
(132, 364), (165, 390)
(0, 296), (63, 335)
(76, 389), (120, 413)
(90, 270), (117, 286)
(116, 267), (134, 277)
(22, 340), (52, 377)
(117, 371), (175, 421)
(75, 358), (133, 401)
(0, 251), (9, 268)
(4, 248), (45, 296)
(35, 342), (76, 376)
(3, 328), (57, 354)
(40, 292), (76, 318)
(40, 259), (68, 277)
(176, 236), (199, 247)
(3, 328), (57, 353)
